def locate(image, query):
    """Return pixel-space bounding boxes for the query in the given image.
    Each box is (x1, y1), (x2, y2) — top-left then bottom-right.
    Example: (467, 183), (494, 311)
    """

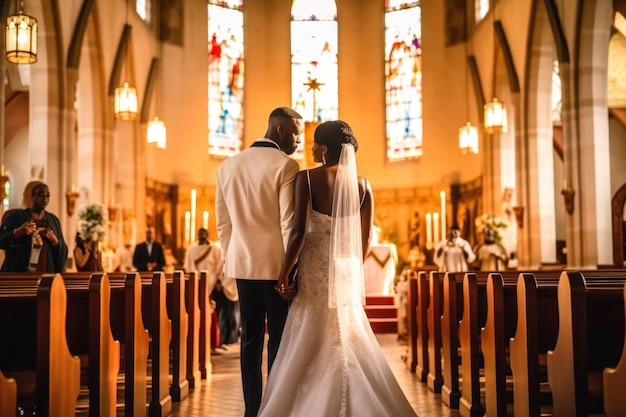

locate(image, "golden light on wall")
(484, 97), (507, 134)
(114, 81), (138, 120)
(147, 116), (166, 149)
(459, 122), (478, 154)
(5, 1), (38, 64)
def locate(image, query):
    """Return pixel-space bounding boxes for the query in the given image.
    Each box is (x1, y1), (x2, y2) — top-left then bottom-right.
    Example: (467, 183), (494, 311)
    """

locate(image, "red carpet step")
(364, 295), (398, 334)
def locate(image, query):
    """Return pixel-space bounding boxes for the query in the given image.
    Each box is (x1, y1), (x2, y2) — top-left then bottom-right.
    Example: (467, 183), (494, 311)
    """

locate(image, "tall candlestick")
(433, 212), (440, 243)
(203, 211), (209, 230)
(426, 213), (432, 248)
(185, 211), (191, 247)
(190, 189), (197, 243)
(440, 190), (446, 240)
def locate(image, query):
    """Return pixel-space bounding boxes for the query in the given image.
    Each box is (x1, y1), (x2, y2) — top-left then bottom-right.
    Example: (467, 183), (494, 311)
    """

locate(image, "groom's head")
(265, 107), (303, 156)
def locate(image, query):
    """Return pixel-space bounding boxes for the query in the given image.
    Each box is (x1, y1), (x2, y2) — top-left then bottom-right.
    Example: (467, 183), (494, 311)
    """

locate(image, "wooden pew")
(198, 270), (213, 379)
(168, 270), (190, 402)
(482, 271), (563, 417)
(0, 368), (17, 417)
(110, 272), (150, 417)
(426, 271), (444, 393)
(441, 272), (463, 409)
(142, 271), (173, 417)
(547, 271), (626, 416)
(407, 271), (418, 373)
(415, 271), (430, 382)
(63, 272), (121, 417)
(509, 273), (560, 417)
(0, 273), (81, 417)
(184, 271), (202, 389)
(458, 272), (485, 417)
(603, 281), (626, 417)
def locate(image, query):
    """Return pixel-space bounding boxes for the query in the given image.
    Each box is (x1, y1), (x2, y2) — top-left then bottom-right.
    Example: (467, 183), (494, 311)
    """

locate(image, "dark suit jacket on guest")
(132, 240), (166, 271)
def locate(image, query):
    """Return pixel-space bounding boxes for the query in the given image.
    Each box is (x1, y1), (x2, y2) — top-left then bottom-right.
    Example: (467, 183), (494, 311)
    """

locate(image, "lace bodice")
(291, 210), (331, 313)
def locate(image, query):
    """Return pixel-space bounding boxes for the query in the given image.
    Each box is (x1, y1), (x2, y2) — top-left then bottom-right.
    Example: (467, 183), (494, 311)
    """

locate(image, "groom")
(215, 107), (303, 417)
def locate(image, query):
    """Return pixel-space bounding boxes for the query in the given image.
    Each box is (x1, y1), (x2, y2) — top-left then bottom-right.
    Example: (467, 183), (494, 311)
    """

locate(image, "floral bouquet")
(77, 201), (109, 243)
(474, 213), (508, 243)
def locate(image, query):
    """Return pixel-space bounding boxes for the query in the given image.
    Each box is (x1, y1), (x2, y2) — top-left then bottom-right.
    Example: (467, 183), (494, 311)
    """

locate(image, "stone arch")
(521, 0), (559, 267)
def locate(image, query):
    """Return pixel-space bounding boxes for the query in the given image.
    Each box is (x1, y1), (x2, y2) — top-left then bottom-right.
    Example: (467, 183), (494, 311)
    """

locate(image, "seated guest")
(0, 183), (68, 272)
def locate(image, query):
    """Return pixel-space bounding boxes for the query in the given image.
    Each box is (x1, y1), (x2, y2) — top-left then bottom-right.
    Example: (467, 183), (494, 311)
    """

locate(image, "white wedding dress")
(257, 210), (418, 417)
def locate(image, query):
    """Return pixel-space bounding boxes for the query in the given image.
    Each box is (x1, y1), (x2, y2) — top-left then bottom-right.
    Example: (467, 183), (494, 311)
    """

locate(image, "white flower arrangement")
(474, 213), (508, 243)
(77, 201), (109, 243)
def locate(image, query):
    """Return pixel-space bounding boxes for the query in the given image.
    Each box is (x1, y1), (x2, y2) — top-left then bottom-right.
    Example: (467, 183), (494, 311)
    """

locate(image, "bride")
(258, 120), (417, 417)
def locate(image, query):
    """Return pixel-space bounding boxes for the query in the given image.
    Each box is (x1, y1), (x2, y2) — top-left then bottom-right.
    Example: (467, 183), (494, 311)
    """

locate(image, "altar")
(364, 243), (398, 295)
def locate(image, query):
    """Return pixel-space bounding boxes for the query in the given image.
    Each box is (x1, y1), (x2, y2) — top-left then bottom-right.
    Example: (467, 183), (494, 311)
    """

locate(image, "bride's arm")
(276, 171), (310, 299)
(360, 177), (374, 262)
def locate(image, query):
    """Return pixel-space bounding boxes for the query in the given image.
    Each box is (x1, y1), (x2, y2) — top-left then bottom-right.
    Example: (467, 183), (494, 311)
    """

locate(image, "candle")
(190, 189), (197, 243)
(185, 211), (191, 247)
(71, 183), (77, 193)
(426, 213), (432, 248)
(440, 190), (446, 240)
(563, 180), (568, 190)
(203, 211), (209, 230)
(434, 212), (440, 243)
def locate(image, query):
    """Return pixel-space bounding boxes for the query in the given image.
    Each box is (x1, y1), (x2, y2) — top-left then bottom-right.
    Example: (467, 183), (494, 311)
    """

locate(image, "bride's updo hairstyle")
(314, 120), (359, 165)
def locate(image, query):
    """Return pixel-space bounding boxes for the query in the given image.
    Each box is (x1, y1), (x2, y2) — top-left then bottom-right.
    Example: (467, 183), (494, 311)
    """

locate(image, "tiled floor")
(170, 334), (462, 417)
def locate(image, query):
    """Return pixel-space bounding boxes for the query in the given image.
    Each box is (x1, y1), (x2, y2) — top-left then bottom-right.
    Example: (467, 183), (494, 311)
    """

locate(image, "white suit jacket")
(215, 139), (300, 280)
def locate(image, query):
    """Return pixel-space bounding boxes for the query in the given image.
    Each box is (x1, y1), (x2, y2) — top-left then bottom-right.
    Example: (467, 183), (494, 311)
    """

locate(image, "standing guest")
(184, 228), (225, 350)
(0, 183), (68, 272)
(132, 227), (165, 272)
(433, 225), (476, 272)
(213, 273), (241, 347)
(215, 106), (302, 417)
(183, 228), (223, 288)
(114, 242), (136, 272)
(473, 227), (508, 271)
(73, 232), (103, 272)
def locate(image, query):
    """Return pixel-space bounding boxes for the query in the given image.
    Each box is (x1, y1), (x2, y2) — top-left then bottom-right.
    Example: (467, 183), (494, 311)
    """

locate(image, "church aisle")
(170, 334), (461, 417)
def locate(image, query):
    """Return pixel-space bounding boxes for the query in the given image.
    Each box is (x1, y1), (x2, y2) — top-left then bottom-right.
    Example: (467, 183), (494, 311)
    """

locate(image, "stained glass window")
(208, 0), (244, 157)
(136, 0), (151, 22)
(291, 0), (338, 160)
(551, 60), (562, 125)
(385, 1), (422, 161)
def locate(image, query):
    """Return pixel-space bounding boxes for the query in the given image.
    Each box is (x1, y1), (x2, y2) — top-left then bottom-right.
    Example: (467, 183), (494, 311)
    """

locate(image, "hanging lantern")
(484, 97), (507, 134)
(459, 122), (479, 154)
(114, 81), (138, 120)
(6, 8), (38, 64)
(147, 116), (167, 149)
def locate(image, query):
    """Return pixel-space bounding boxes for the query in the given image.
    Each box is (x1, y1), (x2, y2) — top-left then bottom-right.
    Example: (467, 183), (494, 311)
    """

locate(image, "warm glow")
(6, 13), (38, 64)
(484, 98), (507, 134)
(459, 122), (479, 154)
(147, 116), (167, 149)
(114, 81), (138, 120)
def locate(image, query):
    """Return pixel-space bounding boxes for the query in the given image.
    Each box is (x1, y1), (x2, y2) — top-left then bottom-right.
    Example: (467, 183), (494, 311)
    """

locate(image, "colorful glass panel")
(385, 1), (423, 160)
(291, 0), (338, 160)
(208, 0), (244, 157)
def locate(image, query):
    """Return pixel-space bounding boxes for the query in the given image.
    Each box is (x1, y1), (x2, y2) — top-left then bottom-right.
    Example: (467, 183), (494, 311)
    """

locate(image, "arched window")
(552, 60), (562, 125)
(136, 0), (151, 23)
(476, 0), (490, 22)
(385, 1), (422, 161)
(208, 0), (244, 157)
(291, 0), (338, 159)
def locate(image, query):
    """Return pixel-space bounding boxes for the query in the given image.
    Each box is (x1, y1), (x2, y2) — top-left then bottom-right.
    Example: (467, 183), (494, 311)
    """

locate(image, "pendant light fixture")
(459, 34), (478, 154)
(5, 0), (38, 64)
(115, 0), (138, 120)
(483, 6), (507, 134)
(147, 116), (166, 149)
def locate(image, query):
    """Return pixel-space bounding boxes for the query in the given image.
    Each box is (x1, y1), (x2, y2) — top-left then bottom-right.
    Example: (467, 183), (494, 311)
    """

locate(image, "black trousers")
(236, 279), (289, 417)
